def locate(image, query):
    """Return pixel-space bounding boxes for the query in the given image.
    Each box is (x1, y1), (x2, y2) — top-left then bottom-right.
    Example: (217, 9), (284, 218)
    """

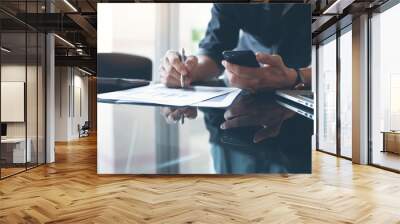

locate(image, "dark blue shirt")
(198, 3), (311, 70)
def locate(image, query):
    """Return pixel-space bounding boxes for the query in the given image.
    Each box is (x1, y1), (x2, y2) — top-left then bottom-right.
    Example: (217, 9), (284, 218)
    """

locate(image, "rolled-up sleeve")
(198, 4), (240, 71)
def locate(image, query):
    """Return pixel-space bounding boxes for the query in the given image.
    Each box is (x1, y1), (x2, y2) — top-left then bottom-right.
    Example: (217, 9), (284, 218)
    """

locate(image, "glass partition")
(0, 1), (46, 179)
(1, 31), (28, 177)
(370, 3), (400, 171)
(317, 36), (337, 154)
(339, 28), (352, 158)
(27, 30), (38, 169)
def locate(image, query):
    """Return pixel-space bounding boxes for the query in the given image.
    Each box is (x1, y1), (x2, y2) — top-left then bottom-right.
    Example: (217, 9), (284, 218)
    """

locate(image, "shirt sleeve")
(198, 4), (240, 71)
(278, 4), (311, 69)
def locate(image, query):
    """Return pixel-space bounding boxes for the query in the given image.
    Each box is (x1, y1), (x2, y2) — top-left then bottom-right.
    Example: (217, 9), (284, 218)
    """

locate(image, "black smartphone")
(220, 126), (263, 147)
(222, 50), (260, 68)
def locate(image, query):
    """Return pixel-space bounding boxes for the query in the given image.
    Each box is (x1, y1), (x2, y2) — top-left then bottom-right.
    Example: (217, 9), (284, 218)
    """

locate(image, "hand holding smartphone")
(222, 50), (260, 68)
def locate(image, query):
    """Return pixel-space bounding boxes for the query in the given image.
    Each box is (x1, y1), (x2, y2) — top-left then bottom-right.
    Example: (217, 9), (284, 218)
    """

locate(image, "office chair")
(78, 121), (90, 138)
(97, 53), (152, 93)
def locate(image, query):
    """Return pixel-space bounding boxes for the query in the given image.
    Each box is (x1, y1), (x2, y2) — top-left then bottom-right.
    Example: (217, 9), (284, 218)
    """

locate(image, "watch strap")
(293, 68), (305, 90)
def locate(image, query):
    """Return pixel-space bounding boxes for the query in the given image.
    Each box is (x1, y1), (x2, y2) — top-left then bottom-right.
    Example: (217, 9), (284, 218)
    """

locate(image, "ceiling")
(1, 0), (391, 74)
(1, 0), (98, 72)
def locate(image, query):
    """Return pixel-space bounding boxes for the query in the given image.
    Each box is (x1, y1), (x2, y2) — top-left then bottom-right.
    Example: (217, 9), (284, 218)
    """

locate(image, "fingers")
(185, 55), (198, 72)
(253, 123), (282, 143)
(163, 108), (184, 124)
(224, 107), (250, 120)
(225, 70), (259, 91)
(160, 75), (180, 88)
(169, 109), (184, 121)
(168, 108), (197, 123)
(160, 59), (181, 80)
(253, 127), (271, 143)
(183, 108), (197, 119)
(222, 60), (258, 78)
(221, 60), (261, 91)
(160, 51), (198, 88)
(160, 107), (197, 124)
(160, 107), (173, 117)
(160, 65), (181, 87)
(255, 53), (284, 67)
(223, 61), (289, 90)
(160, 107), (178, 124)
(166, 50), (188, 76)
(221, 53), (289, 91)
(160, 71), (191, 87)
(160, 60), (191, 87)
(224, 96), (256, 120)
(220, 115), (257, 130)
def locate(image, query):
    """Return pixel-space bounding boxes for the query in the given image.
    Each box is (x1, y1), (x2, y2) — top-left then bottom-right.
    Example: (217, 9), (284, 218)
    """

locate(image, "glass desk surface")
(97, 91), (313, 175)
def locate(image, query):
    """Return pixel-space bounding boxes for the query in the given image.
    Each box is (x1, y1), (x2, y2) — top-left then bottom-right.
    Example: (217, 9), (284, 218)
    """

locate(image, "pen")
(180, 48), (186, 89)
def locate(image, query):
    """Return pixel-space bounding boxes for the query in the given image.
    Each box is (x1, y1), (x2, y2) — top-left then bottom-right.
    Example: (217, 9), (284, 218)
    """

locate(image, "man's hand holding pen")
(159, 49), (198, 124)
(159, 49), (198, 88)
(160, 107), (198, 124)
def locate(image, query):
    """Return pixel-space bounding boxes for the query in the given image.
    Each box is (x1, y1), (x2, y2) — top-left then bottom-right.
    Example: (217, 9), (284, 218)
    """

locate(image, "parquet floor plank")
(1, 135), (400, 223)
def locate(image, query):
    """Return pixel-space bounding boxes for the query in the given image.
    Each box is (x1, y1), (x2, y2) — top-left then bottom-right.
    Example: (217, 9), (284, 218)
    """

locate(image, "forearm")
(191, 55), (222, 82)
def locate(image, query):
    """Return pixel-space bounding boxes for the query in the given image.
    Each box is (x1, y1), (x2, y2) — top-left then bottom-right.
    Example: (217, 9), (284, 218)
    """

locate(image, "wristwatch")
(292, 68), (306, 90)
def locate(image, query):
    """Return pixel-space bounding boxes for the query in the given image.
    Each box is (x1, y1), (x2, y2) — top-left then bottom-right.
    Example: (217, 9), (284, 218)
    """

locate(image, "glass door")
(0, 1), (47, 179)
(339, 27), (352, 158)
(317, 35), (337, 154)
(1, 30), (28, 178)
(27, 29), (38, 169)
(370, 3), (400, 171)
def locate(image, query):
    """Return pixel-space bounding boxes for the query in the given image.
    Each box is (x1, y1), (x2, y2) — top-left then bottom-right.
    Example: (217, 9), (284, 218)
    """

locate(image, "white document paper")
(192, 89), (241, 108)
(98, 84), (240, 107)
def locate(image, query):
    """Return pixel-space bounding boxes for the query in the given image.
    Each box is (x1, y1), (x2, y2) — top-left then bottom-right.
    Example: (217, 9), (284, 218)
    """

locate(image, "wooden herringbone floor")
(1, 135), (400, 224)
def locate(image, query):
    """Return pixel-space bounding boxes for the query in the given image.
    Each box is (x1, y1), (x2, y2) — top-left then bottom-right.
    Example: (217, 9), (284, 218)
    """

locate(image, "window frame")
(0, 0), (47, 180)
(367, 0), (400, 173)
(315, 22), (353, 160)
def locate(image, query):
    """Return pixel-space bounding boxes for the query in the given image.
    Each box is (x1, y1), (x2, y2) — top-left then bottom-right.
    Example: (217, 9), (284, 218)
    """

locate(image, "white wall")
(72, 73), (89, 138)
(55, 67), (89, 141)
(1, 65), (26, 133)
(55, 67), (70, 141)
(1, 82), (25, 122)
(1, 63), (47, 164)
(1, 65), (38, 138)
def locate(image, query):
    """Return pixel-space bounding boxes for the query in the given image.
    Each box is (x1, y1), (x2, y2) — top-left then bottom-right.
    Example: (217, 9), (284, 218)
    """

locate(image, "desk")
(97, 90), (313, 174)
(381, 131), (400, 154)
(1, 138), (31, 164)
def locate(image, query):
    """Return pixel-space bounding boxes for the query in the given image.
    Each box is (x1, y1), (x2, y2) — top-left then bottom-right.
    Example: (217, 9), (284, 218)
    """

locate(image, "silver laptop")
(275, 90), (314, 109)
(276, 99), (314, 120)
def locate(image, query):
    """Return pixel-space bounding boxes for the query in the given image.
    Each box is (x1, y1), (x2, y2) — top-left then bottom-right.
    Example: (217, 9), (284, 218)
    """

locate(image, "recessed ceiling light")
(63, 0), (78, 12)
(78, 67), (93, 76)
(322, 0), (353, 15)
(54, 34), (75, 48)
(1, 47), (11, 53)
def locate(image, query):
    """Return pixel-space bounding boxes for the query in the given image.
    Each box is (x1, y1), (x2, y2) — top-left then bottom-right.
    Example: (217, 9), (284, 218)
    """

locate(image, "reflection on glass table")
(97, 92), (313, 175)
